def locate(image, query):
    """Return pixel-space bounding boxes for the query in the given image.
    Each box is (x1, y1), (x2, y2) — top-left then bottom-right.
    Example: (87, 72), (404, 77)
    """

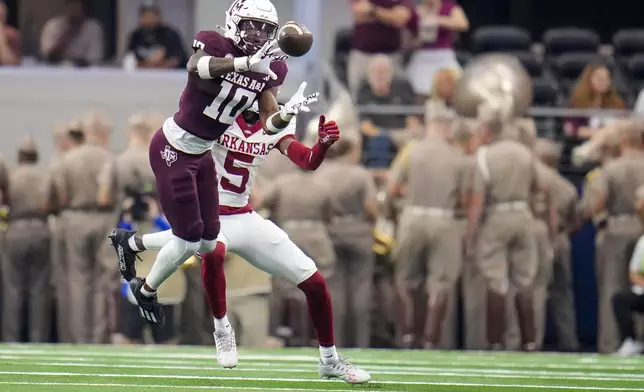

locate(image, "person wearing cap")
(125, 3), (188, 69)
(53, 113), (113, 343)
(2, 136), (56, 342)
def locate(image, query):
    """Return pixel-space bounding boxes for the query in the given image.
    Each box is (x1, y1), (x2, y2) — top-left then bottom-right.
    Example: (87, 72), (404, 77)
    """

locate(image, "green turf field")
(0, 344), (642, 391)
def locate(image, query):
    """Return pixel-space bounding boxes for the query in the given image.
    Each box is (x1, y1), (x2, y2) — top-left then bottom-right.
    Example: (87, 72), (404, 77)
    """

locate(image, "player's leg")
(201, 239), (237, 368)
(127, 130), (204, 325)
(239, 214), (370, 384)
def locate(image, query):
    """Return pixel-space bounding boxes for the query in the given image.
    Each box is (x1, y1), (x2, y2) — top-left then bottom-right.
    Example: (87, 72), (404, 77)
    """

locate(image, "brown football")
(277, 21), (313, 57)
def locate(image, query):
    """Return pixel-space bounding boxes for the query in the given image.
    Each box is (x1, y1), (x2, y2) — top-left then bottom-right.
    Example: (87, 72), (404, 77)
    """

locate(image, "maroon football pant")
(149, 129), (220, 243)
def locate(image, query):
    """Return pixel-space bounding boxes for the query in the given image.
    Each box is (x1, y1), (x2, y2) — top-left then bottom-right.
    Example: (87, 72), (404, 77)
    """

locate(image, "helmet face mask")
(225, 0), (279, 55)
(237, 18), (278, 54)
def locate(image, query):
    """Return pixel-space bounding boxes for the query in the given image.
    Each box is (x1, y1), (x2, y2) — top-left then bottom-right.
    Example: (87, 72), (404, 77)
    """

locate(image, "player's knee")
(297, 270), (327, 297)
(169, 235), (202, 267)
(202, 219), (220, 242)
(175, 220), (204, 243)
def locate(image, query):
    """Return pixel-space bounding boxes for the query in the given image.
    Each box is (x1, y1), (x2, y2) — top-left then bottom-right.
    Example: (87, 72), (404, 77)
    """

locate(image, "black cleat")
(130, 278), (165, 326)
(108, 228), (141, 282)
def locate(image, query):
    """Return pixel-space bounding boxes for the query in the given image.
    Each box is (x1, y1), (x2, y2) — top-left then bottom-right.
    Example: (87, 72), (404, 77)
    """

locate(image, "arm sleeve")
(194, 30), (230, 57)
(283, 137), (330, 171)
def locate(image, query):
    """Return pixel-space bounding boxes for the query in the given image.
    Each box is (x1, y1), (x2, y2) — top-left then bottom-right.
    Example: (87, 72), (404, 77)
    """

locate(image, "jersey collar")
(235, 116), (264, 138)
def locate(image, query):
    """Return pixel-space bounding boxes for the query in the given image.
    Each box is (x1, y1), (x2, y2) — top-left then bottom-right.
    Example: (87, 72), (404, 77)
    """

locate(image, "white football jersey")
(212, 116), (296, 207)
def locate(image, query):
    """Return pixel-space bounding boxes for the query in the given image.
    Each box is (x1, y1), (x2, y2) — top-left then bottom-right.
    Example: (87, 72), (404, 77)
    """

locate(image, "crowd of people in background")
(1, 0), (644, 356)
(0, 0), (187, 69)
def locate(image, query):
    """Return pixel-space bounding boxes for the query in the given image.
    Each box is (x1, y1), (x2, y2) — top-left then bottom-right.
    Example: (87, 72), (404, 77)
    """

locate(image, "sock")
(128, 236), (145, 252)
(297, 271), (335, 349)
(145, 236), (200, 290)
(319, 345), (339, 364)
(142, 230), (175, 250)
(214, 315), (233, 334)
(140, 284), (157, 297)
(201, 242), (228, 319)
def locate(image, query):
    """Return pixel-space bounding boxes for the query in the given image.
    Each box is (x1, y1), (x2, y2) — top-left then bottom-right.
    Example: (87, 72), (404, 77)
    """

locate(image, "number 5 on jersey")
(203, 80), (256, 125)
(220, 151), (255, 194)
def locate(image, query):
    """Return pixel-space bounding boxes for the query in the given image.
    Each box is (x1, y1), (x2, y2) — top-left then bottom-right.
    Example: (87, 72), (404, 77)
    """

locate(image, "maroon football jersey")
(173, 31), (288, 141)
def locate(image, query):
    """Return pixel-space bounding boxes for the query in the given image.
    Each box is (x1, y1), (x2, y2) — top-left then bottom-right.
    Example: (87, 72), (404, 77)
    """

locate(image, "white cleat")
(214, 330), (238, 368)
(616, 338), (644, 357)
(318, 357), (371, 384)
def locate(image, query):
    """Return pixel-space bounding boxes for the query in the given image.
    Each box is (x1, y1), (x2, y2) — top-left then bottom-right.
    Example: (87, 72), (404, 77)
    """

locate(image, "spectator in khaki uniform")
(578, 125), (622, 352)
(49, 123), (77, 343)
(315, 139), (377, 348)
(591, 120), (644, 353)
(530, 153), (558, 350)
(535, 139), (581, 351)
(2, 137), (56, 342)
(388, 113), (465, 349)
(261, 166), (335, 346)
(54, 116), (113, 343)
(97, 114), (186, 345)
(466, 112), (540, 351)
(449, 119), (490, 350)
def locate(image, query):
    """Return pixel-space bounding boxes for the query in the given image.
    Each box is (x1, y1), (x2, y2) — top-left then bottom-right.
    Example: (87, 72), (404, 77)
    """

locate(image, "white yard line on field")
(1, 371), (644, 390)
(6, 360), (644, 383)
(0, 381), (388, 392)
(0, 376), (642, 391)
(0, 349), (642, 371)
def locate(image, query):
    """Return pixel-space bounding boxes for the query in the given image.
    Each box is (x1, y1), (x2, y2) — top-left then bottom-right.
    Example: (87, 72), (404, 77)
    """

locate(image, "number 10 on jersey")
(203, 80), (256, 125)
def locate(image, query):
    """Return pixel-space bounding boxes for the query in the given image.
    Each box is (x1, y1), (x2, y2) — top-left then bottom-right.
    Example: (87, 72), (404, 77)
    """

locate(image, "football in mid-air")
(277, 21), (313, 57)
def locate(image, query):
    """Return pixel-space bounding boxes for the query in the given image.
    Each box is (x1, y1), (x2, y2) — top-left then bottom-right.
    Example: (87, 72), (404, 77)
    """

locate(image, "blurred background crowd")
(2, 0), (644, 355)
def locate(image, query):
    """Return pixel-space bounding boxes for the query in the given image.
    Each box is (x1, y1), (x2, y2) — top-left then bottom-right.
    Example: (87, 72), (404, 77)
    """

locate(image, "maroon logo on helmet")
(230, 0), (245, 14)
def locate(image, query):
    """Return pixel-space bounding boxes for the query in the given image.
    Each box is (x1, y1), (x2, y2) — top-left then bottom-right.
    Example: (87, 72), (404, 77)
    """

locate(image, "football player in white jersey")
(110, 103), (372, 384)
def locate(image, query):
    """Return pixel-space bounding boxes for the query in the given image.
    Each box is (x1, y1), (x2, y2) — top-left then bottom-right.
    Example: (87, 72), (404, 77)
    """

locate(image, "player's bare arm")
(275, 115), (340, 171)
(186, 48), (237, 79)
(188, 38), (279, 80)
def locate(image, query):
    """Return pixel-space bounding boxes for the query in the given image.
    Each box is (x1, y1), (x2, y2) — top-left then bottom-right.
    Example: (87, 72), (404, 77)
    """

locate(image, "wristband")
(278, 109), (294, 122)
(197, 56), (214, 79)
(234, 57), (250, 72)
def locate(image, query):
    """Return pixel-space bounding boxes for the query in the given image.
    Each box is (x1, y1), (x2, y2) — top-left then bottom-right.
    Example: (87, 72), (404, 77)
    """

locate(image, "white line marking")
(2, 371), (643, 390)
(7, 360), (644, 382)
(0, 349), (641, 371)
(0, 376), (641, 391)
(0, 381), (385, 392)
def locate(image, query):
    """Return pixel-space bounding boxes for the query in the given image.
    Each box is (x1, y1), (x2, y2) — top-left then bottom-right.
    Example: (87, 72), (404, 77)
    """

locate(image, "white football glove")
(281, 82), (320, 117)
(241, 40), (279, 80)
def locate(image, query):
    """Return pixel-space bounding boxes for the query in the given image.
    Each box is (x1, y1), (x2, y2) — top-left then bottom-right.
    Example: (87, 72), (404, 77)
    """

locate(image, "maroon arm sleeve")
(280, 136), (330, 171)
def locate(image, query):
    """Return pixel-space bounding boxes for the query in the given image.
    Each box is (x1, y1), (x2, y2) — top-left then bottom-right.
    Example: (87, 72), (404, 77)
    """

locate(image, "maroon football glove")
(317, 115), (340, 147)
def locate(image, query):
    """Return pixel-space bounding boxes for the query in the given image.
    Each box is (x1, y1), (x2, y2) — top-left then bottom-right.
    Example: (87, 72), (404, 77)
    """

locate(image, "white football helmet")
(225, 0), (279, 54)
